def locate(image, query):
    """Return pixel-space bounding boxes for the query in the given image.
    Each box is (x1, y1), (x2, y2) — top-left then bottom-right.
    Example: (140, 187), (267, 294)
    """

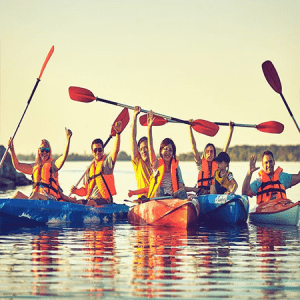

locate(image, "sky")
(0, 0), (300, 157)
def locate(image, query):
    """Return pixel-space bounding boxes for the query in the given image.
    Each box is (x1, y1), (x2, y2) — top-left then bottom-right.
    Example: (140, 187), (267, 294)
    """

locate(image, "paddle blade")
(38, 45), (54, 79)
(191, 119), (219, 137)
(111, 108), (130, 136)
(256, 121), (284, 134)
(139, 114), (168, 126)
(68, 86), (96, 103)
(262, 60), (282, 94)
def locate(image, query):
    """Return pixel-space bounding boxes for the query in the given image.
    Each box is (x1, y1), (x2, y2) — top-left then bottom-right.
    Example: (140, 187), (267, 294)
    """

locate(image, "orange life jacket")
(86, 155), (116, 202)
(197, 159), (218, 191)
(32, 158), (61, 199)
(256, 167), (287, 204)
(148, 158), (179, 198)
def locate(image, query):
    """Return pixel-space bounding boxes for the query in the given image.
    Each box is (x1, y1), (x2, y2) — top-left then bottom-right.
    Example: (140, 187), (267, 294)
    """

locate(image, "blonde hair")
(36, 139), (52, 165)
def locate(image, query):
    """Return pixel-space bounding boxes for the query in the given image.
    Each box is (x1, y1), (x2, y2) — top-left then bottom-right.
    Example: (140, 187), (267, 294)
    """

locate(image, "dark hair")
(214, 151), (230, 163)
(262, 150), (274, 160)
(203, 143), (216, 158)
(159, 138), (176, 160)
(137, 136), (147, 149)
(91, 138), (104, 149)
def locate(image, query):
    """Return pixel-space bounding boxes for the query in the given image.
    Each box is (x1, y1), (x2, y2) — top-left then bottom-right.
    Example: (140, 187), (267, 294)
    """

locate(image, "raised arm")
(147, 111), (156, 165)
(223, 121), (234, 153)
(242, 155), (259, 196)
(110, 121), (122, 164)
(290, 172), (300, 187)
(54, 128), (72, 171)
(8, 138), (32, 175)
(131, 106), (141, 161)
(189, 120), (201, 163)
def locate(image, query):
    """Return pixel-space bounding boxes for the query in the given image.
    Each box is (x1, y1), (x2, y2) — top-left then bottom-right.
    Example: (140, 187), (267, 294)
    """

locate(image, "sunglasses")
(40, 147), (50, 153)
(93, 147), (104, 153)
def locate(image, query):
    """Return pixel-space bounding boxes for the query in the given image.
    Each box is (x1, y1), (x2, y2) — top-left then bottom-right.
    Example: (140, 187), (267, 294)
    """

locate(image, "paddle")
(68, 108), (129, 196)
(262, 60), (300, 133)
(139, 114), (284, 134)
(124, 195), (173, 204)
(68, 86), (219, 137)
(0, 46), (55, 169)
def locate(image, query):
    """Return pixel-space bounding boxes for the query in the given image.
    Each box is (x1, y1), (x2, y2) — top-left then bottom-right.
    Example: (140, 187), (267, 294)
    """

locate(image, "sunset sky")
(1, 0), (299, 156)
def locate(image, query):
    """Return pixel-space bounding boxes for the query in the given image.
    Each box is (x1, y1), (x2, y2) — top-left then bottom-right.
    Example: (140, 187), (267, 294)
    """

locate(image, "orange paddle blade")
(191, 119), (219, 137)
(262, 61), (282, 94)
(111, 108), (130, 136)
(256, 121), (284, 134)
(38, 46), (54, 79)
(139, 114), (168, 126)
(69, 86), (96, 103)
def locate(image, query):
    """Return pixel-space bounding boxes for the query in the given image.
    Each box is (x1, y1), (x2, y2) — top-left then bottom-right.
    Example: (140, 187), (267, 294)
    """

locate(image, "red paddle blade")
(139, 114), (168, 126)
(262, 61), (282, 94)
(111, 108), (130, 136)
(68, 86), (96, 103)
(191, 119), (219, 137)
(38, 46), (54, 80)
(256, 121), (284, 134)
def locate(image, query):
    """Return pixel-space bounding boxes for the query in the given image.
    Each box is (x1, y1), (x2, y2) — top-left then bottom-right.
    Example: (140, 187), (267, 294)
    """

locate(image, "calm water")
(1, 161), (300, 299)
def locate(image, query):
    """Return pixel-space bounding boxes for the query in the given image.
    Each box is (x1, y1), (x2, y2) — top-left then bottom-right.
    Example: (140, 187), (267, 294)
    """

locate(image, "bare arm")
(110, 121), (122, 164)
(189, 120), (201, 163)
(290, 172), (300, 187)
(223, 121), (234, 153)
(54, 128), (72, 171)
(147, 111), (156, 165)
(8, 138), (32, 175)
(131, 106), (141, 161)
(226, 178), (238, 194)
(241, 155), (259, 196)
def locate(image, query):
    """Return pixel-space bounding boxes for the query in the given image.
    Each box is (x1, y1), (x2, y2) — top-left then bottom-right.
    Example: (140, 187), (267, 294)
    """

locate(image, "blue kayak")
(0, 198), (129, 227)
(195, 194), (249, 225)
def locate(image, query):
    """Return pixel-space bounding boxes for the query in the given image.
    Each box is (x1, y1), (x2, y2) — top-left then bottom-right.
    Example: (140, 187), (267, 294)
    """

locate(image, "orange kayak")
(128, 198), (200, 228)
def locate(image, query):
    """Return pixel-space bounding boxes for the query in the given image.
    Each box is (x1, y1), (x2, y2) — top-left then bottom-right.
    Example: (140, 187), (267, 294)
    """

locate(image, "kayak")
(249, 198), (300, 226)
(195, 194), (249, 225)
(128, 198), (200, 228)
(0, 198), (129, 228)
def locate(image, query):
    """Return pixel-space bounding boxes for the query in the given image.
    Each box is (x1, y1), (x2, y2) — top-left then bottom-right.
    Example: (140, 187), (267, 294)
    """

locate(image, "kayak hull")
(128, 198), (200, 228)
(196, 194), (249, 225)
(0, 198), (129, 227)
(250, 199), (300, 226)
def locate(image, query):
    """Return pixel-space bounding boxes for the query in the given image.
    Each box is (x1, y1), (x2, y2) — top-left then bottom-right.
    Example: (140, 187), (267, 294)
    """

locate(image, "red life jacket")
(256, 167), (287, 204)
(197, 159), (218, 191)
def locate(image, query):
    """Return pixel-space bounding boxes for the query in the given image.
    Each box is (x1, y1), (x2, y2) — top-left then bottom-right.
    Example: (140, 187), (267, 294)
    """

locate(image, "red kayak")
(128, 198), (200, 228)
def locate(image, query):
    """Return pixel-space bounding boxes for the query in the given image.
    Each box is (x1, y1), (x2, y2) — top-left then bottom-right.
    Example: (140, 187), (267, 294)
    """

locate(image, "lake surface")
(1, 161), (300, 299)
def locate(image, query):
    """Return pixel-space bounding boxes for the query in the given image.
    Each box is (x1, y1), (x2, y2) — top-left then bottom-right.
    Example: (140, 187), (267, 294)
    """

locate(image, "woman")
(189, 121), (234, 195)
(147, 111), (186, 199)
(8, 128), (73, 201)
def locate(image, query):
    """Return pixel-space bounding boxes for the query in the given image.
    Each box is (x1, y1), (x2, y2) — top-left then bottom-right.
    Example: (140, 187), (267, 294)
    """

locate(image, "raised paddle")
(139, 114), (284, 134)
(0, 46), (55, 169)
(262, 60), (300, 133)
(68, 108), (130, 196)
(68, 86), (219, 137)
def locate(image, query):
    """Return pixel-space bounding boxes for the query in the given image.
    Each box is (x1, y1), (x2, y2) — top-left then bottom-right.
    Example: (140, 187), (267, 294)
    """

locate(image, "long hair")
(36, 139), (52, 166)
(159, 138), (176, 161)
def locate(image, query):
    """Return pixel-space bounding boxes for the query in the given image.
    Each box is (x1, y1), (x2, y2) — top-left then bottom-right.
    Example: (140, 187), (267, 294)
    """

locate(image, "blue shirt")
(250, 171), (292, 195)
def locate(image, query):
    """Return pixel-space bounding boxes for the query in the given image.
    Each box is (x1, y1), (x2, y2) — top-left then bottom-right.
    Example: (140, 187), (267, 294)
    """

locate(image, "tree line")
(15, 144), (300, 162)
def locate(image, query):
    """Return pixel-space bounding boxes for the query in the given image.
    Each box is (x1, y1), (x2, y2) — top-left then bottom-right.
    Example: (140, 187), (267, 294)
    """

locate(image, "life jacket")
(197, 159), (218, 191)
(148, 158), (179, 198)
(256, 167), (287, 204)
(86, 155), (116, 202)
(214, 170), (233, 194)
(32, 158), (61, 199)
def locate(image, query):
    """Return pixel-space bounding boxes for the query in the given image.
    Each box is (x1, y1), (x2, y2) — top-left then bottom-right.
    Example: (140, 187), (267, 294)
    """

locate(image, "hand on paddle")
(112, 121), (122, 134)
(133, 106), (141, 118)
(65, 127), (72, 140)
(147, 110), (155, 127)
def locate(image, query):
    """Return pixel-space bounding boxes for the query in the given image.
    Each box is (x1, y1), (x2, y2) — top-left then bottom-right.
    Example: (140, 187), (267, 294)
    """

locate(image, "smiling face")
(92, 143), (104, 162)
(161, 144), (173, 163)
(262, 154), (275, 176)
(139, 140), (149, 162)
(38, 142), (51, 163)
(204, 145), (215, 161)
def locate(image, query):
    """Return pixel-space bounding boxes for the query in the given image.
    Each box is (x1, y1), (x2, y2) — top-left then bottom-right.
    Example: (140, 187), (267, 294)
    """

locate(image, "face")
(139, 141), (149, 162)
(204, 145), (215, 161)
(92, 143), (104, 162)
(161, 144), (173, 163)
(262, 154), (275, 176)
(217, 161), (228, 172)
(39, 143), (50, 162)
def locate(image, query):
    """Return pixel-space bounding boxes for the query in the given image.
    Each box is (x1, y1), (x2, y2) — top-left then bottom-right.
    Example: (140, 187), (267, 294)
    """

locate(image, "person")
(242, 150), (300, 204)
(210, 152), (238, 195)
(70, 121), (122, 206)
(146, 111), (187, 199)
(8, 128), (73, 201)
(128, 106), (152, 198)
(189, 121), (234, 195)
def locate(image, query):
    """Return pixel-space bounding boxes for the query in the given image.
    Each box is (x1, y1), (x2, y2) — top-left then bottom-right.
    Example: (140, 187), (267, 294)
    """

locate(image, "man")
(70, 121), (122, 205)
(242, 150), (300, 203)
(128, 106), (152, 198)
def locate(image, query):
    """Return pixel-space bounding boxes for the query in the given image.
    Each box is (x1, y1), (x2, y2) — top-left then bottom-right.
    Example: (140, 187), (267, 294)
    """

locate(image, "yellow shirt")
(132, 156), (152, 196)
